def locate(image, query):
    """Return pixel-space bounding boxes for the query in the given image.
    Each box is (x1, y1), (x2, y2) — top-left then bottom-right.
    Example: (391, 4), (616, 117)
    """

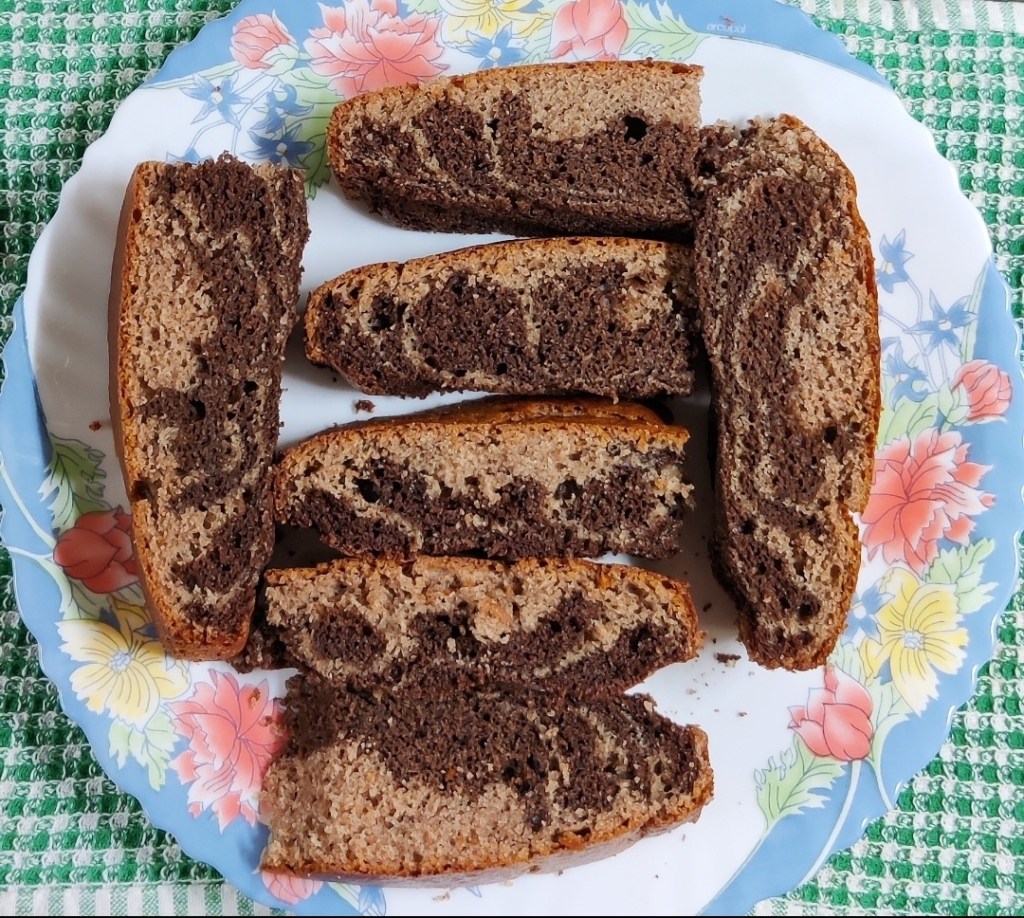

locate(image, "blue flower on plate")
(884, 339), (929, 403)
(876, 230), (913, 293)
(357, 885), (386, 915)
(848, 582), (892, 644)
(250, 125), (314, 167)
(182, 74), (245, 128)
(909, 291), (974, 354)
(168, 146), (202, 165)
(252, 84), (313, 136)
(463, 26), (528, 69)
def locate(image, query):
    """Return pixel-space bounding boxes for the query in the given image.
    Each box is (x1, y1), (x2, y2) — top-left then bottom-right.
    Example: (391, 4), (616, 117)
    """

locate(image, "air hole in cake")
(549, 620), (563, 634)
(369, 311), (393, 331)
(740, 519), (755, 535)
(824, 425), (838, 445)
(496, 362), (508, 375)
(188, 399), (206, 420)
(131, 480), (155, 503)
(798, 602), (816, 620)
(555, 479), (582, 502)
(486, 118), (499, 138)
(425, 356), (439, 370)
(355, 478), (381, 504)
(624, 116), (648, 142)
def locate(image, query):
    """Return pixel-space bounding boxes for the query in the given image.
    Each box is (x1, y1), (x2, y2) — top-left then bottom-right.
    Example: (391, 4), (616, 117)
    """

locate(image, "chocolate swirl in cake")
(305, 236), (698, 400)
(110, 155), (309, 659)
(693, 116), (880, 671)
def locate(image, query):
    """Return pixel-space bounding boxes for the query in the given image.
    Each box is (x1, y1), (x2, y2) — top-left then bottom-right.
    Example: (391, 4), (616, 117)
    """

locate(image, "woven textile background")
(0, 1), (1022, 914)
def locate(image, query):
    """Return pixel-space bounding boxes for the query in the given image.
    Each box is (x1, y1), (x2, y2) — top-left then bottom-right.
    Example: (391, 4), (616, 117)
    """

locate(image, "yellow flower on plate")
(58, 612), (189, 726)
(439, 0), (545, 41)
(859, 568), (967, 714)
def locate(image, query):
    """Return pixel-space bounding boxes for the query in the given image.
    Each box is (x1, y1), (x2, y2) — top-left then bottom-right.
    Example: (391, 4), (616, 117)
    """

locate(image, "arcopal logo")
(707, 17), (747, 34)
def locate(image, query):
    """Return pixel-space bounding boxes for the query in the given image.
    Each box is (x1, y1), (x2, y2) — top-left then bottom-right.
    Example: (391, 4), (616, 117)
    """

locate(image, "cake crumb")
(715, 652), (741, 667)
(738, 711), (748, 717)
(711, 637), (717, 644)
(702, 602), (712, 612)
(433, 892), (450, 902)
(89, 420), (103, 431)
(353, 398), (376, 413)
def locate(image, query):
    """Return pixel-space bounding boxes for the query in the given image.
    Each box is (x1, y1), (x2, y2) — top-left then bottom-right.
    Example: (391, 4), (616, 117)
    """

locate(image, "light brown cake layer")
(272, 398), (692, 561)
(260, 556), (702, 696)
(694, 116), (880, 671)
(305, 236), (698, 399)
(259, 680), (713, 885)
(327, 60), (704, 238)
(109, 155), (309, 660)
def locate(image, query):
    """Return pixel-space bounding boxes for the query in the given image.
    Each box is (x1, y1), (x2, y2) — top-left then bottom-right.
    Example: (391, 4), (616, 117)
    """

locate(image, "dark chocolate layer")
(314, 260), (696, 399)
(130, 156), (307, 638)
(277, 591), (678, 697)
(283, 679), (704, 831)
(341, 98), (701, 238)
(283, 454), (686, 561)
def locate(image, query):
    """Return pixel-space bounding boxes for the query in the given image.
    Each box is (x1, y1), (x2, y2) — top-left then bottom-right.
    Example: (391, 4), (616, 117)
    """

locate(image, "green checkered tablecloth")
(1, 1), (1022, 914)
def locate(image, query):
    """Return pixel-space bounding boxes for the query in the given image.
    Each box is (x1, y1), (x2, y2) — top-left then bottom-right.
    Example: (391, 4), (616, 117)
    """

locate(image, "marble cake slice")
(305, 236), (698, 399)
(109, 155), (309, 660)
(327, 60), (704, 238)
(259, 678), (713, 885)
(272, 398), (692, 561)
(256, 555), (702, 696)
(694, 115), (881, 671)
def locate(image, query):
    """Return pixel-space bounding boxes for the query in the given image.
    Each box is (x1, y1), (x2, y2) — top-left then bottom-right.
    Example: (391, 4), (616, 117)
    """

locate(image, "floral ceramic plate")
(2, 0), (1022, 914)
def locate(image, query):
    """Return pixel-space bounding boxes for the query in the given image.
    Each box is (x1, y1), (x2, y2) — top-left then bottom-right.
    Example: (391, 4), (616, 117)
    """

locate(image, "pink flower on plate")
(550, 0), (629, 61)
(305, 0), (447, 97)
(951, 359), (1013, 423)
(789, 665), (873, 761)
(53, 507), (138, 593)
(262, 871), (324, 905)
(231, 12), (299, 72)
(862, 428), (993, 574)
(169, 672), (286, 830)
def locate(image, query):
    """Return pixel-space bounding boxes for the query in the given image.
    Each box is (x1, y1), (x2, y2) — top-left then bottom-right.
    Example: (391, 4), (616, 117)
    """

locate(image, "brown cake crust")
(693, 116), (880, 671)
(259, 680), (713, 886)
(272, 398), (692, 561)
(327, 60), (704, 238)
(305, 236), (698, 399)
(109, 155), (309, 660)
(258, 556), (703, 696)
